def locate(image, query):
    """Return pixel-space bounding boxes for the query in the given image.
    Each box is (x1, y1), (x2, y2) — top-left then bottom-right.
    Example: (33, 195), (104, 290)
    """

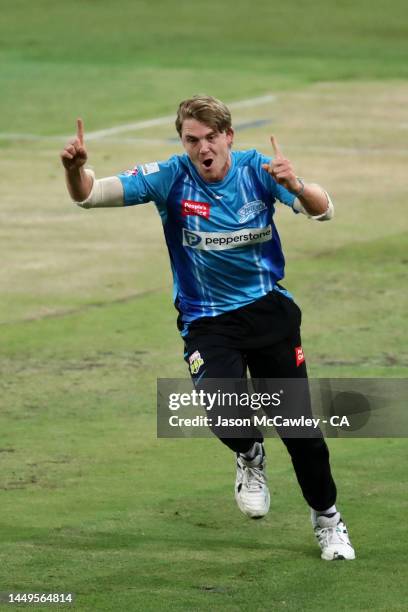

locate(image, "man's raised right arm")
(60, 119), (124, 208)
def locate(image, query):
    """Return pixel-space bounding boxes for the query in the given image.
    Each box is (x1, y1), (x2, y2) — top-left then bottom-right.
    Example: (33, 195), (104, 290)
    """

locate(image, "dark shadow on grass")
(0, 521), (317, 559)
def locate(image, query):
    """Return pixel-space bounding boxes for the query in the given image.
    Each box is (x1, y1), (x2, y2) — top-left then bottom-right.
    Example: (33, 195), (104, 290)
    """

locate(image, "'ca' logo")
(183, 229), (202, 247)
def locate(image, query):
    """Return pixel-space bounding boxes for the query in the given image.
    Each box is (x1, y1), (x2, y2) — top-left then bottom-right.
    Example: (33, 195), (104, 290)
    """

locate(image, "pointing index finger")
(270, 135), (283, 158)
(77, 118), (84, 145)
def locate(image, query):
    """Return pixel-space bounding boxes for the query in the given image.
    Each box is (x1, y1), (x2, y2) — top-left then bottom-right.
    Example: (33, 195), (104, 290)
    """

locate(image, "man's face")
(181, 118), (234, 182)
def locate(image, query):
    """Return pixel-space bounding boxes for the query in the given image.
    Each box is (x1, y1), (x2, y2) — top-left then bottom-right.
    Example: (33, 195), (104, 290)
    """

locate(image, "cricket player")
(60, 95), (355, 560)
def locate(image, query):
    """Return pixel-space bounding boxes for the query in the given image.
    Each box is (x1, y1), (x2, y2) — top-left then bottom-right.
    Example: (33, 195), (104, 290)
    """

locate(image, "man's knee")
(283, 436), (329, 460)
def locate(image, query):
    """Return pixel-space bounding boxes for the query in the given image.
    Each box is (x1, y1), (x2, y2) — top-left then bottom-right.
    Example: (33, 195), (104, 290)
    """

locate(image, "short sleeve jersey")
(118, 150), (297, 331)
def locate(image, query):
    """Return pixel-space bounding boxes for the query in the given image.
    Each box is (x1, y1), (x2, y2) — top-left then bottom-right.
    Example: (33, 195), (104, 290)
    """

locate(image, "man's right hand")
(60, 118), (88, 171)
(61, 119), (94, 202)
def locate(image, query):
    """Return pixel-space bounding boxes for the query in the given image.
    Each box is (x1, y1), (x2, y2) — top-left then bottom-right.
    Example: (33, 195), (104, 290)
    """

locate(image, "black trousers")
(181, 290), (337, 511)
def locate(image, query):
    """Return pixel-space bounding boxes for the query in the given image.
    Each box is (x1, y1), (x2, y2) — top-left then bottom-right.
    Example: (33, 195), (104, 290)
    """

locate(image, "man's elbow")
(294, 191), (334, 221)
(314, 193), (334, 221)
(75, 170), (124, 209)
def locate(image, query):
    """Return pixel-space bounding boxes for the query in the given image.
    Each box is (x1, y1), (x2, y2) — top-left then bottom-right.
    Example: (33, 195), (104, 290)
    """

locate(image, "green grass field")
(1, 1), (407, 610)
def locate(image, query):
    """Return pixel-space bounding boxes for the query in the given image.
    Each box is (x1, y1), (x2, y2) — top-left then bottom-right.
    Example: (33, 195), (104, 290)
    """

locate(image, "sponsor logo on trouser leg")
(295, 346), (305, 366)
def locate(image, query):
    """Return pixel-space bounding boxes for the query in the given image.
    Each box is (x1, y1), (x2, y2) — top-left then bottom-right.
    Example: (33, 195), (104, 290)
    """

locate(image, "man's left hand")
(262, 135), (302, 195)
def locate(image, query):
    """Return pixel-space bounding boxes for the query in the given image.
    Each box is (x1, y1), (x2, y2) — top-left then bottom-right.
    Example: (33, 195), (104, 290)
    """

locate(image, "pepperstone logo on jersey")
(237, 200), (267, 223)
(182, 226), (272, 251)
(183, 230), (203, 247)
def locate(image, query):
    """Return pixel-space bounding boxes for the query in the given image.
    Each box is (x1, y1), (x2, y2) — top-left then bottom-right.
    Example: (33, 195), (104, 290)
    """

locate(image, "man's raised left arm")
(262, 135), (333, 221)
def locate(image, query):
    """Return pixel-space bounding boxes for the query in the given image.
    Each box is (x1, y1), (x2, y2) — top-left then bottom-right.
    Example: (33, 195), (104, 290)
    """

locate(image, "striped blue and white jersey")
(118, 150), (297, 330)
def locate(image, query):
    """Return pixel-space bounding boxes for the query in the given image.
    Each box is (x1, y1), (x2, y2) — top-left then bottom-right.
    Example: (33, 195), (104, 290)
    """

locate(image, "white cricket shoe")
(235, 443), (270, 519)
(314, 511), (356, 560)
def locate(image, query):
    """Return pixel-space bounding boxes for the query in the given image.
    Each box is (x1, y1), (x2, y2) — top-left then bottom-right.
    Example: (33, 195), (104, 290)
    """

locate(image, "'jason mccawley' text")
(168, 414), (350, 428)
(166, 390), (351, 429)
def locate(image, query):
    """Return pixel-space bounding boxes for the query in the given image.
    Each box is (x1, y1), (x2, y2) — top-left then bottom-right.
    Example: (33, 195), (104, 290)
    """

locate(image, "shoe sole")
(321, 550), (356, 561)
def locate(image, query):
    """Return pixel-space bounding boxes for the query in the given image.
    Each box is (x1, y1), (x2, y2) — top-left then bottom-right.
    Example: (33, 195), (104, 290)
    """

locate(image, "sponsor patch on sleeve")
(141, 162), (160, 175)
(295, 346), (305, 367)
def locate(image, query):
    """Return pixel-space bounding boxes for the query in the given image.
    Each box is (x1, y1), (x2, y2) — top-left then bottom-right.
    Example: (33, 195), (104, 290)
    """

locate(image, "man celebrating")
(61, 95), (355, 561)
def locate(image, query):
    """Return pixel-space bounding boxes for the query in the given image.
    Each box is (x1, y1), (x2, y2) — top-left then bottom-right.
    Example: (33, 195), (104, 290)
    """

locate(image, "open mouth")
(202, 158), (213, 169)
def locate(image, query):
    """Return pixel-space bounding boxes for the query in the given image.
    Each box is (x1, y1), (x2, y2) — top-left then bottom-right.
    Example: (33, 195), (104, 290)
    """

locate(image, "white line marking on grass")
(0, 94), (276, 142)
(72, 137), (408, 156)
(79, 94), (276, 140)
(0, 133), (61, 141)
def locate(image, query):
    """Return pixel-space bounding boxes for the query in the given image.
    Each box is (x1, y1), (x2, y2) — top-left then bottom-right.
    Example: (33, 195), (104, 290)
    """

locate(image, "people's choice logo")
(182, 225), (272, 251)
(182, 199), (210, 219)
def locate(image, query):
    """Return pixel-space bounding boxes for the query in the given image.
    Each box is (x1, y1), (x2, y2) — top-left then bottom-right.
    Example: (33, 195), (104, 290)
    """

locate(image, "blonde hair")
(175, 95), (232, 136)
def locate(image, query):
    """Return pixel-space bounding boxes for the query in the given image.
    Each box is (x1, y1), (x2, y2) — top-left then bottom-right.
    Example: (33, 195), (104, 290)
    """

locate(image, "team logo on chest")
(237, 200), (267, 223)
(182, 199), (210, 219)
